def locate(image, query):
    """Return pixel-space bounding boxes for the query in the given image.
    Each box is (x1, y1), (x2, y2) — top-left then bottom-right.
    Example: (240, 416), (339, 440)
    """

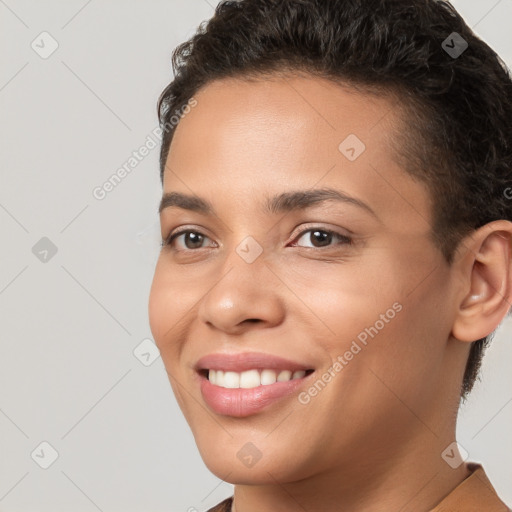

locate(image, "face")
(148, 74), (462, 484)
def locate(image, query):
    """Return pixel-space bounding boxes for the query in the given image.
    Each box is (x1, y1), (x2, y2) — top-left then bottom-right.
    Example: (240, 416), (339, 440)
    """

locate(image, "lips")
(194, 351), (316, 417)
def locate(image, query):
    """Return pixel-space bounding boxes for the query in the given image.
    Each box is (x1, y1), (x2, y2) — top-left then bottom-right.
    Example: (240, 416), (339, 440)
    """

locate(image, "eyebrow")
(158, 187), (377, 218)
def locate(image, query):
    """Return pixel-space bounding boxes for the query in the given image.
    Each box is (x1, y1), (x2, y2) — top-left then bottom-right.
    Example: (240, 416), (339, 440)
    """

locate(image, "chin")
(195, 434), (317, 485)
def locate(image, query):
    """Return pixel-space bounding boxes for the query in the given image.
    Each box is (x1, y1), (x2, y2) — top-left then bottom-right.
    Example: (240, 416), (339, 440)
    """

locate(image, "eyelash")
(161, 227), (352, 251)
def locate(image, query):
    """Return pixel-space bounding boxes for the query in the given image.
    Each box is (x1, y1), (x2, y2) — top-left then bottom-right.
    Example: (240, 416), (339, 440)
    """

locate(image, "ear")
(451, 220), (512, 343)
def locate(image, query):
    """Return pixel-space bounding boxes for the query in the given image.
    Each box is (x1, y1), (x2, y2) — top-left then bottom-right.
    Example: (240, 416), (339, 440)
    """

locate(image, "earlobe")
(451, 221), (512, 343)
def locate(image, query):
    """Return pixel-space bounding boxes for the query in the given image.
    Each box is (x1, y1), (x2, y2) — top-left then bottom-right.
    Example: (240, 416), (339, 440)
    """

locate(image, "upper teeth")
(208, 369), (307, 389)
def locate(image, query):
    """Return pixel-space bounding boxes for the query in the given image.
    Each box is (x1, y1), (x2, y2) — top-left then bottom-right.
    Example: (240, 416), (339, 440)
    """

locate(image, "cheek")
(341, 279), (451, 410)
(293, 255), (448, 392)
(284, 259), (401, 348)
(148, 262), (196, 410)
(148, 257), (213, 371)
(148, 259), (186, 352)
(147, 264), (167, 346)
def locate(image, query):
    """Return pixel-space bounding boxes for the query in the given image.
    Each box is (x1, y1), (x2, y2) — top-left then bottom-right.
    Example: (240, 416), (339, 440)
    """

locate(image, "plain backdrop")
(0, 1), (511, 510)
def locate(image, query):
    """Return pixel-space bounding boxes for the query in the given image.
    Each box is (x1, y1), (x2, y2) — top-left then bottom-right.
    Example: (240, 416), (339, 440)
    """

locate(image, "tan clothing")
(430, 464), (510, 512)
(206, 464), (510, 511)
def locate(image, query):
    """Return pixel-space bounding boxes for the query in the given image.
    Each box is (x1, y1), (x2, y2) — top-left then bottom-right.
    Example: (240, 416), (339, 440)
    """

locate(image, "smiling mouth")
(199, 368), (315, 389)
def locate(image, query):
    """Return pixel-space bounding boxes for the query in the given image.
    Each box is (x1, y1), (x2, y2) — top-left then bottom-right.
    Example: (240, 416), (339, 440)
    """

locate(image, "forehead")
(163, 74), (432, 233)
(171, 74), (398, 155)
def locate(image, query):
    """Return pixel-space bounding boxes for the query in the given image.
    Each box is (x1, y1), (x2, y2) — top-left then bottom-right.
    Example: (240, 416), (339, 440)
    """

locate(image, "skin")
(148, 74), (512, 512)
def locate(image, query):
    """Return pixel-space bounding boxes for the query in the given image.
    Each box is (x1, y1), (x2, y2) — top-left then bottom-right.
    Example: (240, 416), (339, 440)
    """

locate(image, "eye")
(161, 226), (352, 252)
(162, 229), (215, 251)
(291, 228), (352, 249)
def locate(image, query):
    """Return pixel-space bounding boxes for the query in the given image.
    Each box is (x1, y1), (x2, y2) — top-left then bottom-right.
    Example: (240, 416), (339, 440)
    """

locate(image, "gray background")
(0, 1), (511, 510)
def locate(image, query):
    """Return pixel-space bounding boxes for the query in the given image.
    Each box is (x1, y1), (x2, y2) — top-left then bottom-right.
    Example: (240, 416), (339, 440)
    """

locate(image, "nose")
(197, 248), (286, 335)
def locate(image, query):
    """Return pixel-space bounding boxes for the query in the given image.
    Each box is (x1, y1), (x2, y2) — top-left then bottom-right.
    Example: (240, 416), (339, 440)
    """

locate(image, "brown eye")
(293, 228), (352, 249)
(163, 230), (213, 250)
(180, 232), (206, 249)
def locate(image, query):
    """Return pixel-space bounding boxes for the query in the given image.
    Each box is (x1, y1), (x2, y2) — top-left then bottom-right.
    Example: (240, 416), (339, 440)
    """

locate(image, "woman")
(148, 0), (512, 510)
